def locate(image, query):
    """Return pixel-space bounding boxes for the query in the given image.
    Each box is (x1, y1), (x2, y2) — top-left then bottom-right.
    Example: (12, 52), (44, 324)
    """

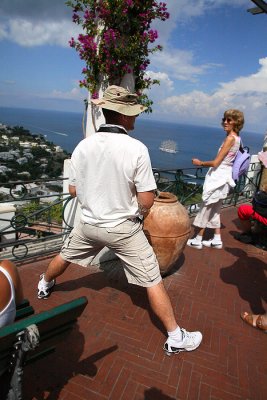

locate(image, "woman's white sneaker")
(202, 239), (223, 249)
(187, 238), (203, 249)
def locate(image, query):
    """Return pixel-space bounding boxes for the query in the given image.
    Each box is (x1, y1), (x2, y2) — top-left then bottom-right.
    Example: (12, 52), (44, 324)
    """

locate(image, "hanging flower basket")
(66, 0), (169, 112)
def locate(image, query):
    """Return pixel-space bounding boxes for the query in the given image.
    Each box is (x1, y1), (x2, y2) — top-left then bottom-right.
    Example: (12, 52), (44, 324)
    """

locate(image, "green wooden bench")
(15, 299), (35, 322)
(0, 296), (88, 400)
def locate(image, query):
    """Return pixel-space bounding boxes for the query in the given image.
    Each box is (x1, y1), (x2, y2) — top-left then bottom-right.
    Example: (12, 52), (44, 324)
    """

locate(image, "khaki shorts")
(60, 219), (162, 287)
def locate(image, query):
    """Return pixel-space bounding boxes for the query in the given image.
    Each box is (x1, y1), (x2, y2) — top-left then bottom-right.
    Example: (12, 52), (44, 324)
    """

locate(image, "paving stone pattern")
(16, 206), (266, 400)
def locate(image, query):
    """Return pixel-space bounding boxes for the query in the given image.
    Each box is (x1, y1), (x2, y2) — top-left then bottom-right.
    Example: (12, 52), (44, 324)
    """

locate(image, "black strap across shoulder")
(97, 126), (127, 134)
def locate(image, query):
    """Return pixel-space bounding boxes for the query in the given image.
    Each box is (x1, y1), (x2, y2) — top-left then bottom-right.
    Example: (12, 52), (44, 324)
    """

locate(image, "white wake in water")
(26, 124), (68, 136)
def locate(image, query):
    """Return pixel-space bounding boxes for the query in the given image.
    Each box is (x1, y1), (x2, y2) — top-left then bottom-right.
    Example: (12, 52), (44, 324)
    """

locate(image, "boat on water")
(159, 140), (178, 154)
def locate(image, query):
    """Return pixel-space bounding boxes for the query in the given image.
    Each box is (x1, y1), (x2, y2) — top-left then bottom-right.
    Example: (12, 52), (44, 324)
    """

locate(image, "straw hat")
(91, 85), (147, 116)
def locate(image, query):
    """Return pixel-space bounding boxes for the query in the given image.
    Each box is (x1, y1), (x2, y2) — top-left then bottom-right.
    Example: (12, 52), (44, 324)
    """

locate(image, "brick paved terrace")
(7, 206), (267, 400)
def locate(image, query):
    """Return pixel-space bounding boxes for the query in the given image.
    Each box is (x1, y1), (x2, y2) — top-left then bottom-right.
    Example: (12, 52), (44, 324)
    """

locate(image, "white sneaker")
(163, 328), (203, 355)
(187, 238), (202, 249)
(202, 238), (223, 249)
(37, 273), (55, 299)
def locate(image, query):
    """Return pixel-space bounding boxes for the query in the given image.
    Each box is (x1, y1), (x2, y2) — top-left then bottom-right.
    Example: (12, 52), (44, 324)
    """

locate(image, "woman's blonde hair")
(221, 109), (244, 133)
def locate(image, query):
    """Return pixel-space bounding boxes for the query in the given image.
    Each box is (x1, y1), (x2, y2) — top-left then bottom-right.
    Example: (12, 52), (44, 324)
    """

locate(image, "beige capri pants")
(60, 219), (162, 288)
(193, 200), (223, 229)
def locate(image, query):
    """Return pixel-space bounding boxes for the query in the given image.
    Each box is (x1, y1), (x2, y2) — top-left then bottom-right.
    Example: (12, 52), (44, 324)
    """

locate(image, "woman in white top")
(187, 109), (244, 250)
(0, 259), (24, 328)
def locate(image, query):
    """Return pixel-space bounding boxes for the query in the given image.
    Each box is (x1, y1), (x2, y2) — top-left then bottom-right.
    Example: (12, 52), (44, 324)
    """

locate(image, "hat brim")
(91, 99), (147, 116)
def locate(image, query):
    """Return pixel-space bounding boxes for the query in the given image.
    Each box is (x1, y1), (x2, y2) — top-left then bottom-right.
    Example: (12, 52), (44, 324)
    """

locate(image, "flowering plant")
(66, 0), (169, 112)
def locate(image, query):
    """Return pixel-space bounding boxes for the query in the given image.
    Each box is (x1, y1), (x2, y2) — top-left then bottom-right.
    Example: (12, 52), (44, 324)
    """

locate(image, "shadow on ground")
(221, 246), (267, 314)
(144, 387), (176, 399)
(23, 325), (118, 399)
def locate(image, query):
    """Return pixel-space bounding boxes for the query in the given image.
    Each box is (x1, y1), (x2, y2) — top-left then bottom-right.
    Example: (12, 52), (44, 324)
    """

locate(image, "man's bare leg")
(147, 281), (203, 354)
(38, 254), (70, 299)
(146, 281), (178, 332)
(44, 254), (70, 282)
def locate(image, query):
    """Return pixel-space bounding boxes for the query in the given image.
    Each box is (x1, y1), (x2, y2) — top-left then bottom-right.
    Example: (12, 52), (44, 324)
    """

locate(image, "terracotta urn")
(143, 191), (191, 276)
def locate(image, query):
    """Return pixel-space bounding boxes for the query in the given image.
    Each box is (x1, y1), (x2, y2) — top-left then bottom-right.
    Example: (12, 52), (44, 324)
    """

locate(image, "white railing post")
(0, 204), (16, 247)
(259, 131), (267, 190)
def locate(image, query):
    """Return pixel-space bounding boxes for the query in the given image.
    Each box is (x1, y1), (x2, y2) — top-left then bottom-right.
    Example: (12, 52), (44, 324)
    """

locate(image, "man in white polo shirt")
(37, 85), (202, 355)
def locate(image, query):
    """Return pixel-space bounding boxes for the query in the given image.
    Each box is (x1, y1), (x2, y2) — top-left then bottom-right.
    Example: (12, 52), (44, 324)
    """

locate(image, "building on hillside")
(17, 171), (31, 178)
(20, 141), (32, 149)
(23, 151), (34, 160)
(0, 166), (12, 174)
(17, 157), (28, 165)
(0, 152), (16, 160)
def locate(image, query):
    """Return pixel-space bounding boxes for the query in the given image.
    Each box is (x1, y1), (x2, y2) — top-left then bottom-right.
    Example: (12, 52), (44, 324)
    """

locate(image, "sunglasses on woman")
(222, 117), (234, 123)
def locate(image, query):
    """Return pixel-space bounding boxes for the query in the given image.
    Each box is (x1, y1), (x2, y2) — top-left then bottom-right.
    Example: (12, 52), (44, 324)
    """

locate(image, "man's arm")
(137, 190), (155, 215)
(192, 135), (236, 168)
(69, 185), (77, 197)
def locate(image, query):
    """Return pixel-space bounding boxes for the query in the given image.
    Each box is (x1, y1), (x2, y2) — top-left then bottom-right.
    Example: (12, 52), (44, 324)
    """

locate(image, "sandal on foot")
(241, 312), (267, 333)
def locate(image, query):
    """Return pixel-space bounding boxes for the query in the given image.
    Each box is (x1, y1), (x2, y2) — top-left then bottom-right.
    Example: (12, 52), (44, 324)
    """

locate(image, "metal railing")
(153, 159), (262, 213)
(0, 178), (73, 262)
(0, 160), (262, 261)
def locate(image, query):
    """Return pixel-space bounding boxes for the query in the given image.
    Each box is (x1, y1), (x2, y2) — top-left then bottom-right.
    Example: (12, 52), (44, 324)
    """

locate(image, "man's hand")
(69, 185), (77, 197)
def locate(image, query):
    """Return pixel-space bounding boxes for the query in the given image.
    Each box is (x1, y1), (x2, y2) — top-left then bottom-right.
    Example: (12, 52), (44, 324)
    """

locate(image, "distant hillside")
(0, 123), (70, 182)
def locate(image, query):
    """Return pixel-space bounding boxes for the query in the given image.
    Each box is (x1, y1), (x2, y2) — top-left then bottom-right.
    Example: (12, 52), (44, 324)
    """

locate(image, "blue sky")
(0, 0), (267, 133)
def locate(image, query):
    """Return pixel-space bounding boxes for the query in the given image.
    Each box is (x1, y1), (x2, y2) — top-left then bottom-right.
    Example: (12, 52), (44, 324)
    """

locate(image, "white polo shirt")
(69, 125), (157, 227)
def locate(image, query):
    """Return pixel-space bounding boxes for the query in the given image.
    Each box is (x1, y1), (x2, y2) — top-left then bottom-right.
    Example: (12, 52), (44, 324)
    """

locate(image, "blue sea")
(0, 106), (265, 170)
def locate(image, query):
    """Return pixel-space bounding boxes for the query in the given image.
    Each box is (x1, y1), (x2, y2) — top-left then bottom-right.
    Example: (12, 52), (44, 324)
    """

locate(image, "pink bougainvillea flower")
(67, 0), (169, 112)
